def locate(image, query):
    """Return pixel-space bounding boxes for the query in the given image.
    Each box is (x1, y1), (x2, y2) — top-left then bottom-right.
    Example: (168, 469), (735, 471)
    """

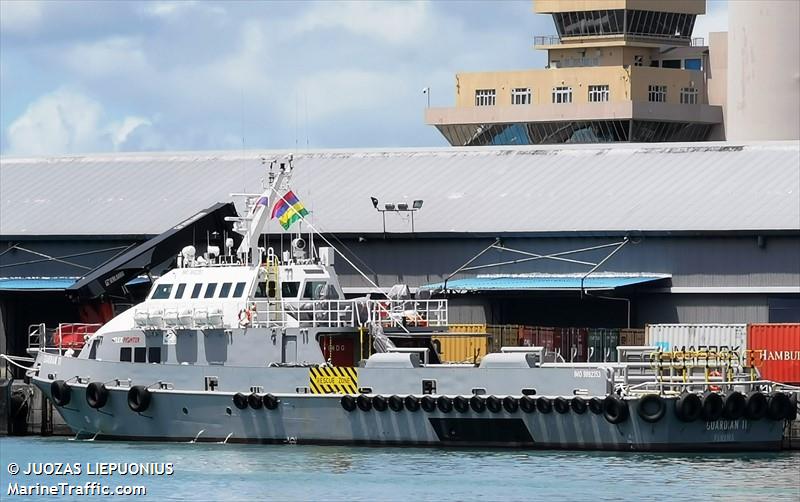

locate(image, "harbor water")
(1, 437), (798, 501)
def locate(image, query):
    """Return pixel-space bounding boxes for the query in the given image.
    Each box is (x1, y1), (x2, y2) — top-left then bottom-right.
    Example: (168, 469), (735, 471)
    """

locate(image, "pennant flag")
(271, 190), (309, 230)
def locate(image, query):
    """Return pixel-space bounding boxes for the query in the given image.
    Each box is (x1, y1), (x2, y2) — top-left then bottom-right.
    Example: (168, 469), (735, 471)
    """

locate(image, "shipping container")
(747, 324), (800, 384)
(448, 324), (487, 334)
(320, 335), (357, 367)
(557, 327), (589, 362)
(433, 335), (490, 364)
(645, 324), (747, 353)
(588, 328), (619, 362)
(619, 328), (646, 347)
(487, 325), (519, 352)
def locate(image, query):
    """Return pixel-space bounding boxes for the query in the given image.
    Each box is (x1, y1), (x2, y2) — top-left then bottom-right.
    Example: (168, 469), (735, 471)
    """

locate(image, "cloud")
(5, 89), (153, 155)
(61, 37), (150, 79)
(0, 0), (44, 34)
(296, 1), (431, 46)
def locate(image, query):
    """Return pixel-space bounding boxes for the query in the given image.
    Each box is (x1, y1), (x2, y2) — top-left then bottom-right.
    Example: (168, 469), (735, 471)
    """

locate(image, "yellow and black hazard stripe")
(309, 367), (358, 394)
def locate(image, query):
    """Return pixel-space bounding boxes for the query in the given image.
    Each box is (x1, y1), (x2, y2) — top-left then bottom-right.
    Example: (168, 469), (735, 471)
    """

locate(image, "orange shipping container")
(747, 324), (800, 384)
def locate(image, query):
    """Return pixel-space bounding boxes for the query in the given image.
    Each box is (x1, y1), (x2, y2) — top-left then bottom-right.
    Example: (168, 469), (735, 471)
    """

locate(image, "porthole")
(225, 407), (232, 416)
(182, 407), (189, 415)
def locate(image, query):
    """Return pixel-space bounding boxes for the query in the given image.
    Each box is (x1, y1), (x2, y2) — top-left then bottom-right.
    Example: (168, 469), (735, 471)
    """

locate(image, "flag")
(271, 190), (309, 230)
(251, 196), (268, 214)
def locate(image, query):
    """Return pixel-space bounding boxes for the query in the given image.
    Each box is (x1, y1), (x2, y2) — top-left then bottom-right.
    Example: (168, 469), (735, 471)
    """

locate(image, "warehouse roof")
(1, 141), (798, 236)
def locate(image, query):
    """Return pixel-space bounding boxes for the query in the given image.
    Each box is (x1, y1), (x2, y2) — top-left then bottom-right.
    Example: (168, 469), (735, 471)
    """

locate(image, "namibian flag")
(271, 190), (309, 230)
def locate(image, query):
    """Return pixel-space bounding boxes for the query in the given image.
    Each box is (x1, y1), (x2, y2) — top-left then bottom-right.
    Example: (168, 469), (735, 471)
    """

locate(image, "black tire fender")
(356, 394), (373, 412)
(722, 391), (746, 420)
(373, 395), (388, 412)
(603, 395), (629, 424)
(388, 395), (404, 412)
(263, 393), (279, 410)
(470, 395), (486, 413)
(637, 394), (666, 423)
(674, 392), (702, 422)
(570, 397), (588, 415)
(536, 397), (553, 414)
(127, 385), (151, 413)
(340, 395), (357, 412)
(50, 380), (71, 407)
(701, 391), (724, 421)
(503, 396), (519, 413)
(85, 382), (109, 409)
(520, 395), (536, 413)
(233, 392), (249, 410)
(554, 397), (570, 414)
(248, 393), (263, 410)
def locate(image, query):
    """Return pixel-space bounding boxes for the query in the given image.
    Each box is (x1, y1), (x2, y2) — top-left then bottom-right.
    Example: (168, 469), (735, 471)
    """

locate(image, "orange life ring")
(238, 308), (253, 327)
(709, 369), (721, 392)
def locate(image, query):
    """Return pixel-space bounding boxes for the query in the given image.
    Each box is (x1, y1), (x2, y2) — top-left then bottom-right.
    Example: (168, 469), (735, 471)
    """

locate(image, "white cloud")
(62, 37), (150, 78)
(141, 1), (195, 18)
(0, 0), (44, 34)
(5, 89), (154, 155)
(297, 1), (431, 46)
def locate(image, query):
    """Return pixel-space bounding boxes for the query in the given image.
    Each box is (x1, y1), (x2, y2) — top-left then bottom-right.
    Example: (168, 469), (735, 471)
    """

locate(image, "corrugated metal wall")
(330, 235), (800, 290)
(637, 294), (770, 324)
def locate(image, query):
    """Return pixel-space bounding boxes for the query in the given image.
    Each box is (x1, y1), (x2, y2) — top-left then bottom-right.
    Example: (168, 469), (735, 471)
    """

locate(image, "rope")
(0, 354), (35, 371)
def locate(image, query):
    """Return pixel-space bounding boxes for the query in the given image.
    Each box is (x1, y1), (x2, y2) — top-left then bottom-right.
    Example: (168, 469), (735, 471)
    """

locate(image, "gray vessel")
(18, 158), (798, 451)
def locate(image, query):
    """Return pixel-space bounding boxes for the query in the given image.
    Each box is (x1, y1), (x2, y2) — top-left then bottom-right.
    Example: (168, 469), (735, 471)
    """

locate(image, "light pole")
(422, 87), (430, 108)
(371, 197), (424, 238)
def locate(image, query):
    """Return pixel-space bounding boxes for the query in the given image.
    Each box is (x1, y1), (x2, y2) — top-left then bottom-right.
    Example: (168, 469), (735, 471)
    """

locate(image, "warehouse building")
(1, 141), (799, 360)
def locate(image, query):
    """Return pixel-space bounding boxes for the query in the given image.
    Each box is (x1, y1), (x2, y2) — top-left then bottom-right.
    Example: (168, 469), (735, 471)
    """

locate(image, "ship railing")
(251, 299), (357, 328)
(366, 299), (448, 329)
(27, 322), (101, 355)
(625, 378), (797, 396)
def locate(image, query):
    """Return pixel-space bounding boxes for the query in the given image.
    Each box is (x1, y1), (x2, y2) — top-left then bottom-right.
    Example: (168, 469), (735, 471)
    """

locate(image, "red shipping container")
(557, 328), (589, 362)
(518, 326), (534, 346)
(747, 324), (800, 384)
(320, 336), (356, 367)
(535, 328), (556, 352)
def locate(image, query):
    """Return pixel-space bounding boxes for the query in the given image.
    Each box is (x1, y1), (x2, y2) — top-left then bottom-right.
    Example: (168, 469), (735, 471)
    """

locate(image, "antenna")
(305, 92), (309, 149)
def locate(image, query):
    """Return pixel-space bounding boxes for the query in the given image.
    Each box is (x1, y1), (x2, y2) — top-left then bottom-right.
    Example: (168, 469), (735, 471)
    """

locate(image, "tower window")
(634, 55), (644, 67)
(588, 85), (610, 103)
(552, 86), (573, 104)
(680, 87), (698, 105)
(475, 89), (496, 106)
(648, 85), (667, 103)
(511, 88), (531, 105)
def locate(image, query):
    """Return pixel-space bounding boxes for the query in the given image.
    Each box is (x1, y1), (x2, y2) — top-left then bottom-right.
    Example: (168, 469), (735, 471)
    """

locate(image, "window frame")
(233, 282), (246, 298)
(120, 347), (132, 362)
(680, 87), (698, 104)
(588, 85), (610, 103)
(552, 86), (573, 104)
(219, 282), (232, 298)
(648, 85), (667, 103)
(174, 283), (187, 299)
(190, 284), (203, 299)
(134, 347), (147, 363)
(511, 88), (531, 105)
(475, 89), (496, 107)
(204, 283), (218, 299)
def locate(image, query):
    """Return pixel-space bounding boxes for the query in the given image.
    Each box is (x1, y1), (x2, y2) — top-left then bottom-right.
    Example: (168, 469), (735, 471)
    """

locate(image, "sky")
(0, 0), (729, 156)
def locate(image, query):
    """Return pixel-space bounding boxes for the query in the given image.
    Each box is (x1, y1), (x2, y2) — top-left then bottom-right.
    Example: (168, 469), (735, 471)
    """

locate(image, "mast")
(235, 157), (292, 266)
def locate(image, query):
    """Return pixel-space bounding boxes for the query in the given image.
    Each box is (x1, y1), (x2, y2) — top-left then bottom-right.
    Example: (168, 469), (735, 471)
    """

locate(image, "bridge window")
(151, 284), (173, 299)
(134, 347), (147, 363)
(174, 283), (186, 299)
(120, 347), (132, 362)
(233, 282), (246, 298)
(302, 281), (327, 300)
(282, 281), (300, 298)
(191, 284), (202, 299)
(219, 282), (232, 298)
(148, 347), (162, 364)
(204, 283), (217, 298)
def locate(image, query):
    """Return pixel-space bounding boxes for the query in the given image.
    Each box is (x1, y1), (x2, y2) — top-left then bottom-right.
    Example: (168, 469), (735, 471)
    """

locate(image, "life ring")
(553, 397), (570, 414)
(486, 395), (502, 413)
(436, 396), (453, 413)
(722, 391), (746, 420)
(636, 394), (666, 423)
(238, 308), (253, 327)
(421, 395), (437, 413)
(454, 396), (470, 413)
(708, 369), (721, 392)
(701, 391), (724, 421)
(127, 385), (151, 413)
(536, 397), (553, 414)
(248, 393), (263, 409)
(50, 380), (71, 407)
(470, 395), (486, 413)
(263, 393), (279, 410)
(404, 396), (420, 412)
(86, 382), (109, 409)
(571, 397), (588, 415)
(767, 392), (791, 421)
(357, 394), (373, 412)
(602, 395), (629, 424)
(520, 395), (536, 414)
(744, 391), (767, 420)
(340, 395), (357, 412)
(233, 393), (249, 410)
(388, 395), (404, 412)
(503, 396), (519, 413)
(674, 392), (702, 422)
(373, 395), (388, 412)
